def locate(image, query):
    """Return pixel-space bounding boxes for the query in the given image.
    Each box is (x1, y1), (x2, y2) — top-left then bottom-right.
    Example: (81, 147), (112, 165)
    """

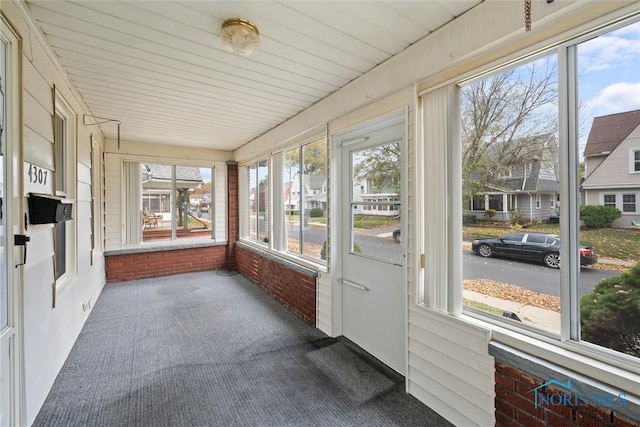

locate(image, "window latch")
(14, 234), (30, 268)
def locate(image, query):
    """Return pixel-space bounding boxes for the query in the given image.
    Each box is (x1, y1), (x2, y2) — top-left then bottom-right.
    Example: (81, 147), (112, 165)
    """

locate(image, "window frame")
(121, 157), (220, 247)
(281, 137), (328, 264)
(53, 91), (77, 293)
(420, 15), (640, 383)
(622, 193), (637, 213)
(239, 134), (329, 271)
(242, 157), (270, 246)
(630, 148), (640, 173)
(603, 193), (617, 208)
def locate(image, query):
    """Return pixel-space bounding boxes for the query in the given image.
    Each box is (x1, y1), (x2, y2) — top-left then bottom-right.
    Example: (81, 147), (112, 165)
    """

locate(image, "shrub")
(580, 205), (621, 228)
(580, 262), (640, 357)
(484, 209), (497, 220)
(309, 208), (324, 217)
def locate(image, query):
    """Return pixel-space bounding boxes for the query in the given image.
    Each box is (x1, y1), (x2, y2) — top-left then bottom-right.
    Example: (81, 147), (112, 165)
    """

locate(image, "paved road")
(288, 222), (618, 296)
(463, 252), (618, 297)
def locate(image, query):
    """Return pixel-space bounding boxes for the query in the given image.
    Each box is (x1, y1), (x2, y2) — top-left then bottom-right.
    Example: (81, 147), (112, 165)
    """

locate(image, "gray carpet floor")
(33, 271), (452, 427)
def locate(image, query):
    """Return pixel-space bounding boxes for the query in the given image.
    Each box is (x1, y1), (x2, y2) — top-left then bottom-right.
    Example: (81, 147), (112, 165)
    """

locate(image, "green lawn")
(463, 224), (640, 262)
(352, 215), (400, 229)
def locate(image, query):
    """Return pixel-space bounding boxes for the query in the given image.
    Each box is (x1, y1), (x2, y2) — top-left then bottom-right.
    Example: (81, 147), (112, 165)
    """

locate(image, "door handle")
(14, 234), (30, 268)
(339, 278), (369, 291)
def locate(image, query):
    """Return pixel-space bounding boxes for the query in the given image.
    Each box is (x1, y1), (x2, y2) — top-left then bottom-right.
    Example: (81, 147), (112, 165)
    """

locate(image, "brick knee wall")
(235, 243), (317, 326)
(495, 361), (640, 427)
(105, 245), (227, 283)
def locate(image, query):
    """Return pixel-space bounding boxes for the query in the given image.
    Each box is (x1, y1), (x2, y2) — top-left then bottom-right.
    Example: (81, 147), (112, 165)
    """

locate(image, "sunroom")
(1, 1), (639, 426)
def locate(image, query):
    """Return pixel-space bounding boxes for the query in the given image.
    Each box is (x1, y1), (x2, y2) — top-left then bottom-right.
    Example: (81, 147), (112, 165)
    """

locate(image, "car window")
(503, 233), (525, 242)
(526, 234), (547, 244)
(546, 236), (558, 245)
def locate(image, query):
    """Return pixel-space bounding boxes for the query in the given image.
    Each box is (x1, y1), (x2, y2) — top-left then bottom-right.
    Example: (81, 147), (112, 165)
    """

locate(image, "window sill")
(236, 239), (325, 275)
(489, 341), (640, 421)
(455, 311), (640, 398)
(105, 240), (226, 256)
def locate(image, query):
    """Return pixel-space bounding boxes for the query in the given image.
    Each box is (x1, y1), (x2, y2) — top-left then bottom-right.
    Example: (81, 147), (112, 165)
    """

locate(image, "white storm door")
(339, 121), (406, 375)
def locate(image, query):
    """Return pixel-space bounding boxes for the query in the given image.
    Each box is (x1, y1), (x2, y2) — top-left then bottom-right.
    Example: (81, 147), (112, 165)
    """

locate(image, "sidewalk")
(598, 257), (635, 267)
(464, 290), (561, 334)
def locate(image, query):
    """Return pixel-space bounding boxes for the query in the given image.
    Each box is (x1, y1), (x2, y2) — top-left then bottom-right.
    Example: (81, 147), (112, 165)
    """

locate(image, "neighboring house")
(352, 177), (400, 217)
(142, 164), (204, 214)
(582, 110), (640, 229)
(467, 134), (560, 223)
(285, 174), (327, 212)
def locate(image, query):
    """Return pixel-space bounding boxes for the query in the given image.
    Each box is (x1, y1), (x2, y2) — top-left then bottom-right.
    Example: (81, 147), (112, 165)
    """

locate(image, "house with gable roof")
(582, 110), (640, 229)
(466, 134), (560, 224)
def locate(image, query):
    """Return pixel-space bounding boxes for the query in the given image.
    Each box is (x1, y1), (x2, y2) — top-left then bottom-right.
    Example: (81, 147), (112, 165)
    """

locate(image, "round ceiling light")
(221, 18), (260, 56)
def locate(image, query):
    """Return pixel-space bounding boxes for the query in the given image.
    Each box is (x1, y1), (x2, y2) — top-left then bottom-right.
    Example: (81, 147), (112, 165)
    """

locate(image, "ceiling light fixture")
(221, 18), (260, 56)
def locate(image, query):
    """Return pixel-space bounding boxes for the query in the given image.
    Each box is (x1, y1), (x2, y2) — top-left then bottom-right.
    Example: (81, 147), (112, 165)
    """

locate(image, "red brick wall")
(235, 244), (317, 326)
(226, 162), (239, 270)
(106, 162), (240, 283)
(105, 245), (226, 283)
(495, 361), (640, 427)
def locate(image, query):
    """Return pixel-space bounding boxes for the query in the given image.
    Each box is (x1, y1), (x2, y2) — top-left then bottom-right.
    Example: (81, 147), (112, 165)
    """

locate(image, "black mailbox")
(28, 193), (73, 225)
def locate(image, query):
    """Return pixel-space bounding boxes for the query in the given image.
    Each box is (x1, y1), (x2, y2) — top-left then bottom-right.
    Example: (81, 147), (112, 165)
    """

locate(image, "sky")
(577, 20), (640, 140)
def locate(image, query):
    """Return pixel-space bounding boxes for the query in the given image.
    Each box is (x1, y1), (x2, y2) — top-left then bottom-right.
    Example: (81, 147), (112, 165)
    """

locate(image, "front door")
(338, 119), (405, 374)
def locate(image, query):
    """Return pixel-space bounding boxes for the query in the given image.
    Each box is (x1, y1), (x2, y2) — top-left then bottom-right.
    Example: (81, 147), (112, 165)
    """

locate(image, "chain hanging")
(525, 0), (532, 31)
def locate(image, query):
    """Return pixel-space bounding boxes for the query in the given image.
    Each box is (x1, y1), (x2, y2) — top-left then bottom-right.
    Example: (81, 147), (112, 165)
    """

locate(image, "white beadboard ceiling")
(25, 0), (481, 151)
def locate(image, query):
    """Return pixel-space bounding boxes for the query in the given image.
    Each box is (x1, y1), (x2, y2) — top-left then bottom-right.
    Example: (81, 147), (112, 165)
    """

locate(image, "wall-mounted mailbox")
(28, 193), (73, 225)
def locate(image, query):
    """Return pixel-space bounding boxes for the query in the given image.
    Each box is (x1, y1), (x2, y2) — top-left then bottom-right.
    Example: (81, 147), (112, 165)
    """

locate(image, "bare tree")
(461, 57), (558, 196)
(353, 142), (400, 194)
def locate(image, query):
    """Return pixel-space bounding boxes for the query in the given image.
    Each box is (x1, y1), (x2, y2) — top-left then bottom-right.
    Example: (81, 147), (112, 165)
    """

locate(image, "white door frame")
(330, 110), (408, 375)
(0, 15), (25, 427)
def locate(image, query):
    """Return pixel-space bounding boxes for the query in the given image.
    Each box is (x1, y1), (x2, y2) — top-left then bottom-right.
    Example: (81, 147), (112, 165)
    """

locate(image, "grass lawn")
(352, 214), (400, 229)
(463, 224), (640, 262)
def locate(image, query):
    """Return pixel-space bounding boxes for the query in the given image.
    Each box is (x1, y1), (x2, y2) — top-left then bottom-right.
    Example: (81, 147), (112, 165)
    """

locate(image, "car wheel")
(477, 244), (492, 258)
(544, 252), (560, 269)
(394, 233), (401, 243)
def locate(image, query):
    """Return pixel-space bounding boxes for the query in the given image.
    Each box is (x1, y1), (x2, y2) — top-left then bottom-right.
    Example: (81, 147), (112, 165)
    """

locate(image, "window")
(453, 20), (639, 366)
(526, 234), (546, 244)
(53, 92), (76, 284)
(247, 159), (268, 243)
(622, 194), (636, 213)
(124, 161), (215, 244)
(603, 194), (616, 208)
(283, 138), (327, 261)
(631, 149), (640, 173)
(576, 21), (639, 360)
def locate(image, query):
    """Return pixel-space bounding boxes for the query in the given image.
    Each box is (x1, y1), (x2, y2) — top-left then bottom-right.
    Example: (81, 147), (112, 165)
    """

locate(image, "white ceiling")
(25, 0), (482, 151)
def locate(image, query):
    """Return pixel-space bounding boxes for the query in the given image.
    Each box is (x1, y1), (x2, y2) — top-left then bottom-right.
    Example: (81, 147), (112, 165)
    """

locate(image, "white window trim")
(280, 137), (328, 264)
(53, 90), (77, 295)
(119, 156), (222, 248)
(630, 148), (640, 174)
(535, 193), (541, 209)
(601, 193), (617, 208)
(622, 193), (638, 213)
(241, 157), (270, 246)
(418, 14), (640, 396)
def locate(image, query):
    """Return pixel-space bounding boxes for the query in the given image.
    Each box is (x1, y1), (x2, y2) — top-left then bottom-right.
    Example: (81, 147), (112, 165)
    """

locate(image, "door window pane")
(350, 141), (402, 265)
